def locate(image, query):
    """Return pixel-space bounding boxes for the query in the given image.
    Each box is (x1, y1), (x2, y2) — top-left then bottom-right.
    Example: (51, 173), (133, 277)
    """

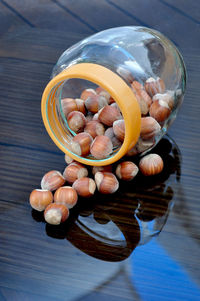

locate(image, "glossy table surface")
(0, 1), (200, 300)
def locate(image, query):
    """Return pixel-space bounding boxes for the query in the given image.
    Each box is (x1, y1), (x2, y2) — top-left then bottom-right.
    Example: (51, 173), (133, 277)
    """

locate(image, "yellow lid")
(41, 63), (141, 166)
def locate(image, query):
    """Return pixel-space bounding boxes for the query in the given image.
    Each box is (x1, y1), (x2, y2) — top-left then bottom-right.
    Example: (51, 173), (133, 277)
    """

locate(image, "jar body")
(42, 26), (186, 165)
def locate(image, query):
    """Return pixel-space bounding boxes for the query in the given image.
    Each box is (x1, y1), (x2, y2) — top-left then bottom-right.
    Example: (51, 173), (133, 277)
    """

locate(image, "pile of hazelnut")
(30, 76), (172, 226)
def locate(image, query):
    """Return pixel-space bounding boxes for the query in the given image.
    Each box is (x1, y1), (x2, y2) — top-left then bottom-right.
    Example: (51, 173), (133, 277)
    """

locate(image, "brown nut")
(145, 77), (165, 97)
(29, 189), (53, 211)
(90, 135), (113, 159)
(149, 99), (171, 123)
(113, 119), (125, 141)
(95, 172), (119, 194)
(126, 138), (155, 156)
(84, 120), (105, 138)
(92, 112), (99, 121)
(104, 127), (122, 148)
(152, 92), (174, 110)
(85, 94), (108, 113)
(41, 170), (65, 191)
(64, 154), (74, 164)
(54, 186), (78, 209)
(63, 162), (88, 184)
(92, 165), (112, 175)
(44, 203), (69, 225)
(139, 153), (164, 176)
(75, 98), (86, 115)
(134, 89), (152, 115)
(80, 88), (96, 101)
(61, 98), (77, 117)
(140, 117), (161, 140)
(131, 80), (144, 91)
(115, 161), (139, 181)
(98, 105), (122, 126)
(71, 132), (93, 156)
(67, 111), (86, 133)
(85, 113), (94, 123)
(72, 177), (96, 197)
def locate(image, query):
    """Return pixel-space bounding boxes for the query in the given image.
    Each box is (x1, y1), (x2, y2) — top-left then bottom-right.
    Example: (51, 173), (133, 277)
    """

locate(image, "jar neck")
(41, 63), (141, 166)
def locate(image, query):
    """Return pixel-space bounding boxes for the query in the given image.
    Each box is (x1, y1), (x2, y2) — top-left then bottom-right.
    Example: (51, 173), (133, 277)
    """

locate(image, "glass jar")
(41, 26), (186, 166)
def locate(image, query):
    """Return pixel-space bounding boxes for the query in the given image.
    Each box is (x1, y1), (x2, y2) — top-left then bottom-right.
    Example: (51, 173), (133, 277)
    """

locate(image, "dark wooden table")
(0, 1), (200, 300)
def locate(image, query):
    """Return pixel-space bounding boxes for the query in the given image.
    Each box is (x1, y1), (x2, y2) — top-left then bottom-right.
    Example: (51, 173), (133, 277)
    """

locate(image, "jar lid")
(41, 63), (141, 166)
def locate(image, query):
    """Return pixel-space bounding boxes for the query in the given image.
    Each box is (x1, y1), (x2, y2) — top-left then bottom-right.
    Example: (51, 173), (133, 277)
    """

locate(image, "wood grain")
(0, 0), (200, 300)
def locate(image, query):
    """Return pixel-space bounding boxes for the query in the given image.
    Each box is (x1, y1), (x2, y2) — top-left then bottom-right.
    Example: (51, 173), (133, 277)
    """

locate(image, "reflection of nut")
(140, 117), (161, 140)
(150, 99), (171, 123)
(95, 172), (119, 194)
(139, 153), (164, 176)
(126, 138), (155, 156)
(116, 161), (139, 181)
(145, 77), (165, 97)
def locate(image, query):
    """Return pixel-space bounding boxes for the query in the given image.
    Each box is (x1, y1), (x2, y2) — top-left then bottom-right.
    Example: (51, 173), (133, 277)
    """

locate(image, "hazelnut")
(44, 203), (69, 225)
(131, 80), (144, 91)
(72, 177), (96, 197)
(84, 120), (105, 138)
(152, 92), (174, 110)
(92, 165), (112, 175)
(92, 113), (99, 121)
(95, 172), (119, 194)
(98, 105), (122, 126)
(99, 90), (110, 103)
(113, 119), (125, 141)
(41, 170), (65, 191)
(104, 127), (122, 148)
(64, 154), (74, 164)
(150, 99), (171, 123)
(71, 132), (93, 156)
(90, 135), (113, 159)
(145, 77), (165, 97)
(140, 117), (161, 140)
(29, 189), (53, 211)
(54, 186), (78, 209)
(63, 162), (88, 184)
(67, 111), (86, 133)
(61, 98), (77, 117)
(139, 153), (164, 176)
(80, 88), (96, 101)
(75, 98), (86, 115)
(134, 89), (152, 115)
(117, 65), (134, 83)
(126, 138), (154, 156)
(115, 161), (139, 181)
(85, 94), (108, 113)
(85, 113), (94, 123)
